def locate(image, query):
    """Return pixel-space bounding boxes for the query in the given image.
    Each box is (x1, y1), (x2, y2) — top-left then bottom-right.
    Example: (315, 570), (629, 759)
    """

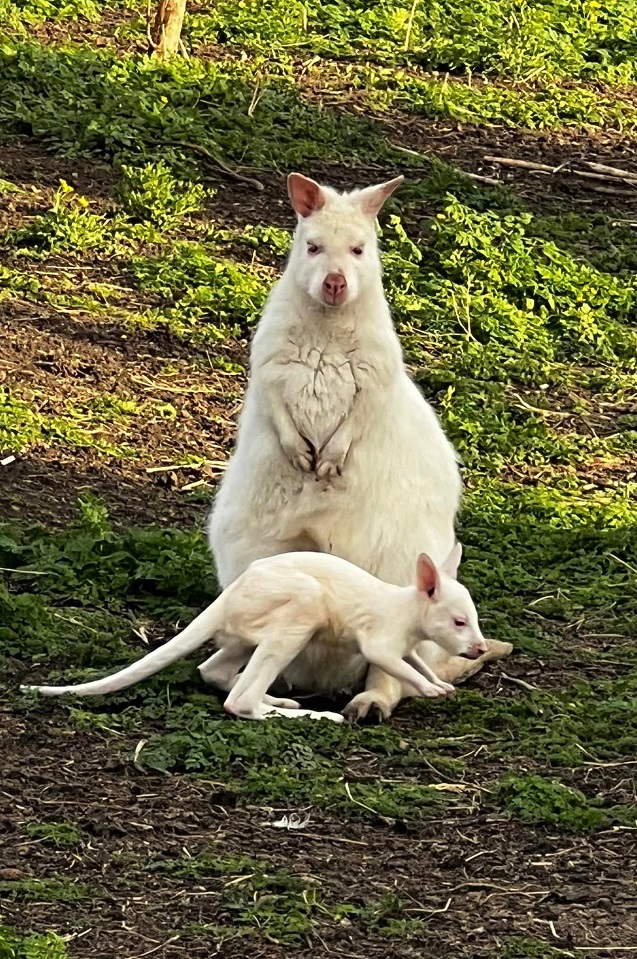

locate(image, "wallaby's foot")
(259, 706), (345, 723)
(342, 690), (394, 724)
(267, 705), (344, 723)
(263, 693), (301, 709)
(225, 701), (344, 723)
(439, 639), (513, 685)
(290, 708), (344, 723)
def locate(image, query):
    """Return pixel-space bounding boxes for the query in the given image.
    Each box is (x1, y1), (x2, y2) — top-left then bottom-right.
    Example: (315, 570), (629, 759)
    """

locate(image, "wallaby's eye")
(454, 617), (467, 628)
(351, 246), (364, 256)
(307, 243), (320, 256)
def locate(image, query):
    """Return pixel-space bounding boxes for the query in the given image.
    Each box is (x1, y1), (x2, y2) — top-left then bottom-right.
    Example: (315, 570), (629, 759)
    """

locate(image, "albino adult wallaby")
(205, 173), (511, 720)
(23, 550), (487, 722)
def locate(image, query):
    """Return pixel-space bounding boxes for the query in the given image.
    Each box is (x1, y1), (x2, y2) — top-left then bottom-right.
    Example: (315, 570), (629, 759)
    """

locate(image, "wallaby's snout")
(322, 271), (348, 306)
(463, 640), (488, 660)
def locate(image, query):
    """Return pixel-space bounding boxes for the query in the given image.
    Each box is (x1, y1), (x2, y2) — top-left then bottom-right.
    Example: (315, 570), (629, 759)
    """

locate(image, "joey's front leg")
(269, 400), (315, 473)
(315, 418), (353, 480)
(342, 665), (403, 723)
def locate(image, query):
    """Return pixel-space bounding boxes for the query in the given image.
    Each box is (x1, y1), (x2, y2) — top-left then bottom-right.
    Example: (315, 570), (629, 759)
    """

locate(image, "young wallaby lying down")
(206, 171), (511, 720)
(22, 549), (487, 723)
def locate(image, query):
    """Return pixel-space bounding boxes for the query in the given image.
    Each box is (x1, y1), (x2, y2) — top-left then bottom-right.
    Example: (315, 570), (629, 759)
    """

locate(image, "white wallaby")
(22, 550), (488, 723)
(205, 172), (512, 720)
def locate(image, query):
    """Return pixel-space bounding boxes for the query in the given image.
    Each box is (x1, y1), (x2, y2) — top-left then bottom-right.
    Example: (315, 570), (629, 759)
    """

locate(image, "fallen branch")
(582, 160), (637, 182)
(159, 138), (265, 190)
(484, 155), (637, 189)
(484, 156), (555, 173)
(464, 171), (502, 186)
(586, 183), (637, 197)
(500, 671), (538, 692)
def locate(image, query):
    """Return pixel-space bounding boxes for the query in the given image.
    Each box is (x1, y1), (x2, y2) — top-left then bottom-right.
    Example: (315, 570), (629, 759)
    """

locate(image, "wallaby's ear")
(441, 542), (463, 580)
(358, 175), (404, 218)
(288, 173), (325, 218)
(416, 552), (439, 599)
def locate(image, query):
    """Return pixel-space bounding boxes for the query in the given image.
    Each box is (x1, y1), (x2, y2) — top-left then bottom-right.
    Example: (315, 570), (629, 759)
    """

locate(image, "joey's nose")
(322, 272), (347, 306)
(465, 642), (487, 660)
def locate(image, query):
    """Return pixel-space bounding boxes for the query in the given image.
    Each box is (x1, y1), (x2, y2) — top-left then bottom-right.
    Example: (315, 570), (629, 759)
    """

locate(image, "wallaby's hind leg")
(223, 626), (315, 719)
(198, 643), (301, 709)
(198, 643), (251, 691)
(223, 618), (343, 723)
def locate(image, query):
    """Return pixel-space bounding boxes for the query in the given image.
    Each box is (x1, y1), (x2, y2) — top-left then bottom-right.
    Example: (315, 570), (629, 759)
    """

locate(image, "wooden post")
(151, 0), (187, 58)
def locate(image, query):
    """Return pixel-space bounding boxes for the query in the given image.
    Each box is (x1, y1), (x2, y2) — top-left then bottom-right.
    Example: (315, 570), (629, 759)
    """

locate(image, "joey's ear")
(287, 173), (325, 218)
(441, 542), (463, 580)
(416, 552), (440, 600)
(357, 175), (404, 218)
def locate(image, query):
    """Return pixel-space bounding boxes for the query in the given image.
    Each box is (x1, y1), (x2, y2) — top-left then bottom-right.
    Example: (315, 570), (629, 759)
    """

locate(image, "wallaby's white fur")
(206, 172), (511, 719)
(22, 550), (488, 722)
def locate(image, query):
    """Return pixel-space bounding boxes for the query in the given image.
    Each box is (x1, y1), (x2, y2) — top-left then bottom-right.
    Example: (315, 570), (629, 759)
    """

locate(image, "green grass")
(493, 773), (637, 831)
(3, 0), (637, 85)
(0, 385), (139, 459)
(0, 878), (99, 902)
(0, 41), (396, 168)
(0, 919), (68, 959)
(2, 38), (637, 191)
(25, 822), (84, 847)
(146, 853), (322, 945)
(498, 938), (564, 959)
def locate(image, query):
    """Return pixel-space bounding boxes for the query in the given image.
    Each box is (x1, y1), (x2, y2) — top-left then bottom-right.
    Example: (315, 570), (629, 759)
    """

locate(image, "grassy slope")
(1, 0), (637, 956)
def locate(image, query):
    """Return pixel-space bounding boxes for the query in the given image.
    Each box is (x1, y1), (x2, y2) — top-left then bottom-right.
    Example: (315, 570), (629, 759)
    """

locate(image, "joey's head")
(415, 545), (487, 660)
(286, 172), (403, 309)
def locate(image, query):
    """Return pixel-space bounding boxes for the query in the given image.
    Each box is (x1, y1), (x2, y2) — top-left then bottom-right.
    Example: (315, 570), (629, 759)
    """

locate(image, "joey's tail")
(21, 595), (224, 697)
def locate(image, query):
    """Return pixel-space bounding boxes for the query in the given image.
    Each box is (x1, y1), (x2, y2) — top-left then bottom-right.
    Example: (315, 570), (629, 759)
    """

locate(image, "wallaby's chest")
(282, 330), (367, 444)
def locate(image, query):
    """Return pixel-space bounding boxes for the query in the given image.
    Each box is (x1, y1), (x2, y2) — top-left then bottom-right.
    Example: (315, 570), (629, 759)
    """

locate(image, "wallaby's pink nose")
(322, 272), (347, 306)
(465, 642), (487, 660)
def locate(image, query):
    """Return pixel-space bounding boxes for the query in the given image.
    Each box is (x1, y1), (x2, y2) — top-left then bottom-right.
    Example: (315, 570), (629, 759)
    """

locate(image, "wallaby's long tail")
(21, 596), (224, 697)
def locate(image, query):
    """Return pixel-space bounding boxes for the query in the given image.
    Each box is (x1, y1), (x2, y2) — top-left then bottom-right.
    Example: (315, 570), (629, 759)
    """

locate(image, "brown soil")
(2, 711), (636, 959)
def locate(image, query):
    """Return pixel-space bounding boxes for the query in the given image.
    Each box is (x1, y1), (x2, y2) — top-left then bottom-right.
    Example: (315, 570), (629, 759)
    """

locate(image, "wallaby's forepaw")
(342, 691), (394, 724)
(291, 451), (315, 473)
(420, 681), (455, 698)
(315, 458), (343, 480)
(315, 438), (349, 481)
(282, 435), (315, 473)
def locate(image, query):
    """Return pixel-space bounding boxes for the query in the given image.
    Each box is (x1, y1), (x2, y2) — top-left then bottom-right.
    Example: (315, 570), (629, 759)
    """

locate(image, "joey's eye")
(351, 246), (364, 256)
(454, 618), (467, 628)
(307, 244), (320, 256)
